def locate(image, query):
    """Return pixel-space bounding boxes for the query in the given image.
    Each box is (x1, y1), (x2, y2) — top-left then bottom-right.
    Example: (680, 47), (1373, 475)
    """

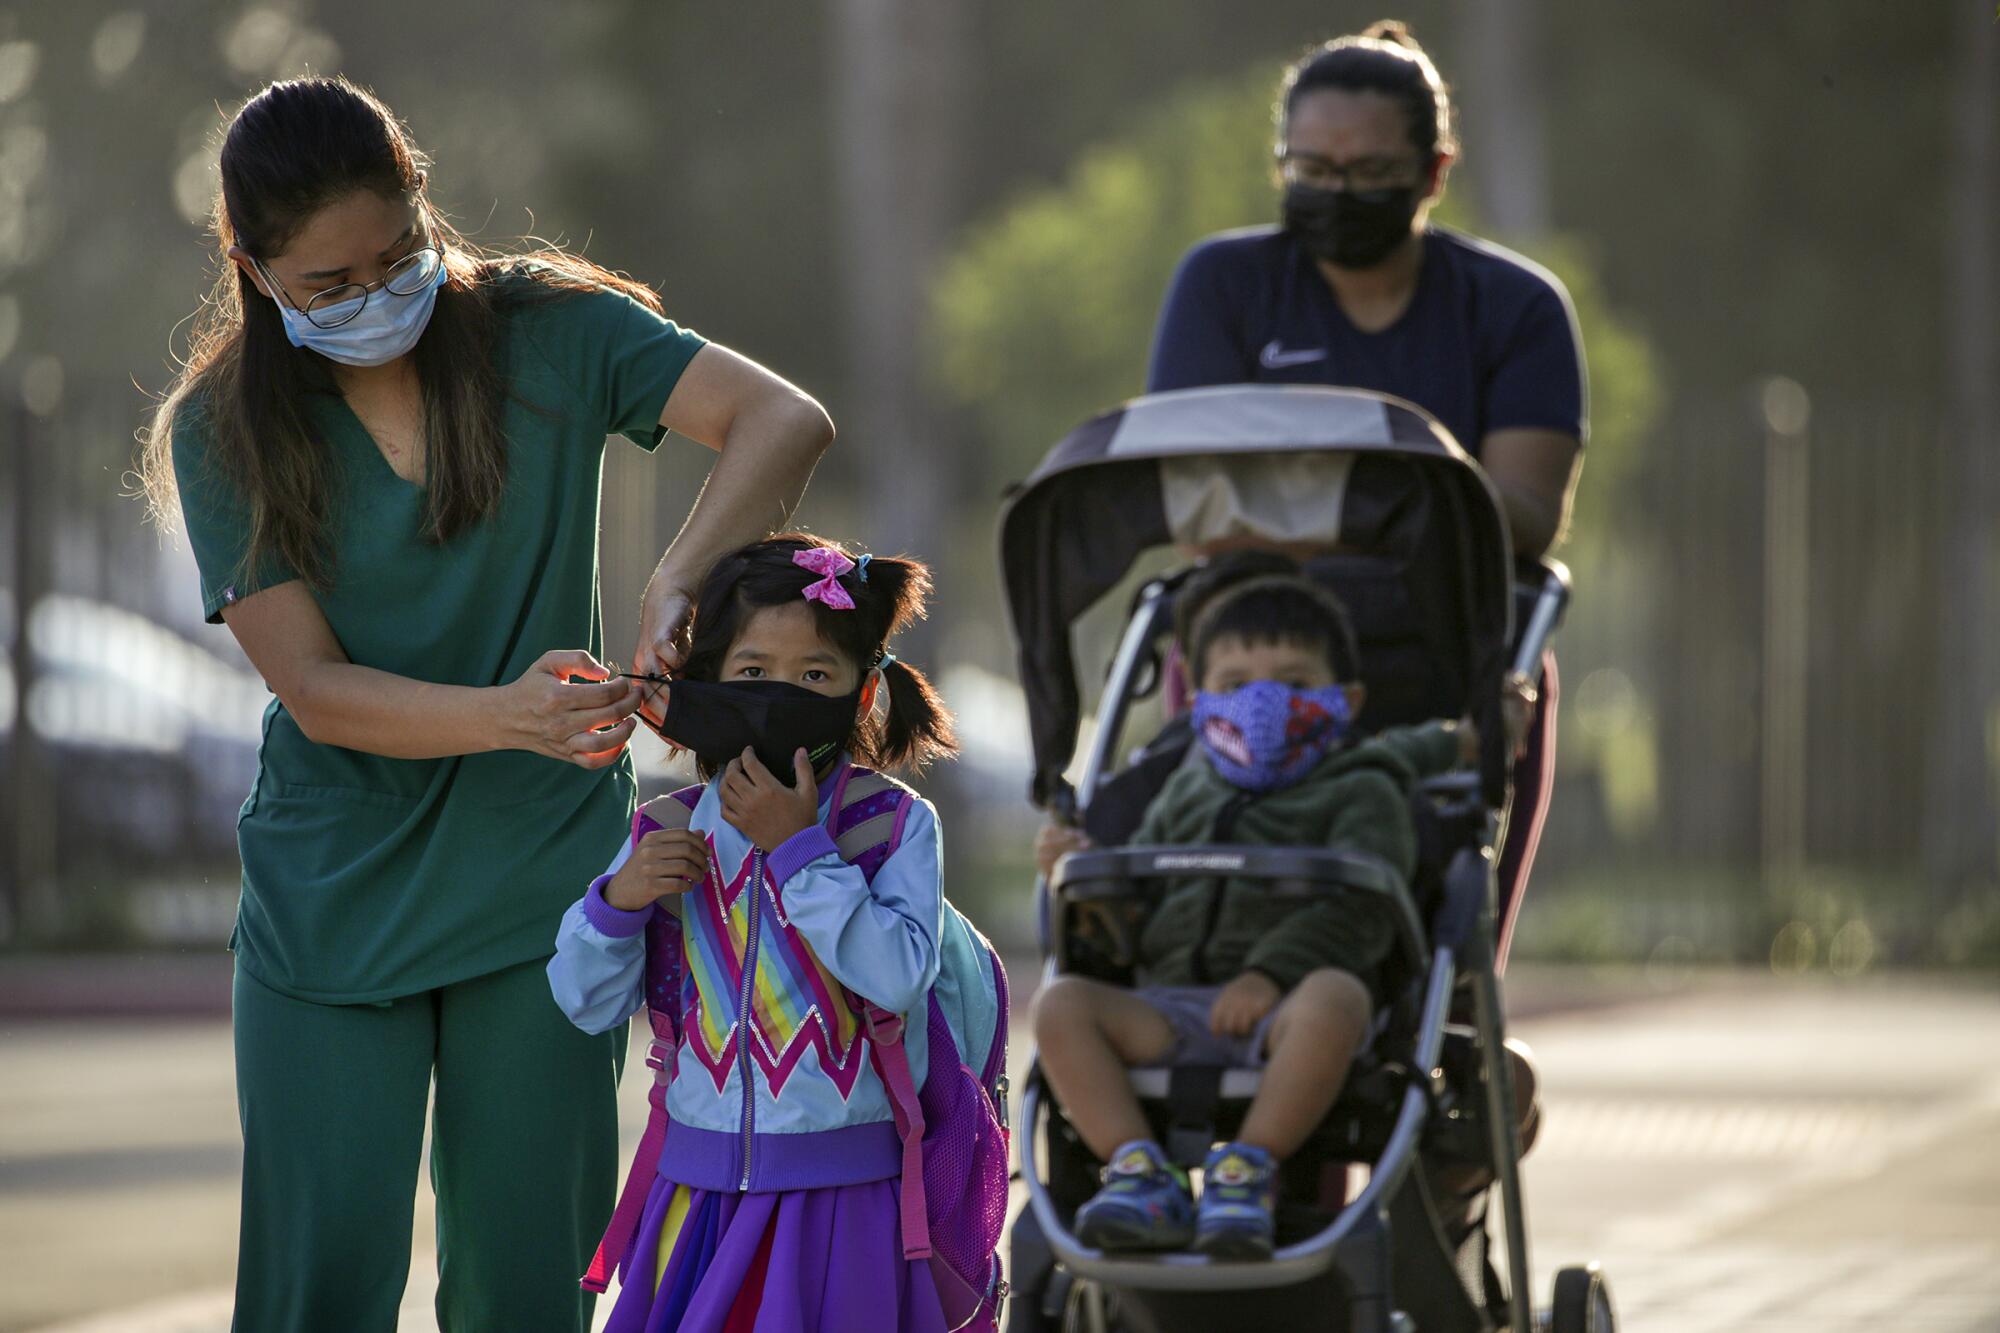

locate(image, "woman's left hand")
(719, 748), (821, 852)
(633, 573), (696, 701)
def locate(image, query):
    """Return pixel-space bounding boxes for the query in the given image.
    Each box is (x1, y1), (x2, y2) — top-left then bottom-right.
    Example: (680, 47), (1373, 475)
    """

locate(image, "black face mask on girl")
(1281, 181), (1421, 270)
(640, 677), (864, 784)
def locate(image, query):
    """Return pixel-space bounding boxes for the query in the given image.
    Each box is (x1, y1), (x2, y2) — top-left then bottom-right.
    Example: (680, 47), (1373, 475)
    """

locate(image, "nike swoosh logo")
(1259, 340), (1327, 369)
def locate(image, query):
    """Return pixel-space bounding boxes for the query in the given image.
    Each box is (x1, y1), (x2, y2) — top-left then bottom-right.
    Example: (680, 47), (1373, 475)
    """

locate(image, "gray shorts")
(1136, 985), (1278, 1069)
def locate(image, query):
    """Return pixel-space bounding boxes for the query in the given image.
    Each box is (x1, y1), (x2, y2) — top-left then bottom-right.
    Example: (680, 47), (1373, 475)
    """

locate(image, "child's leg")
(1237, 968), (1373, 1158)
(1031, 975), (1178, 1159)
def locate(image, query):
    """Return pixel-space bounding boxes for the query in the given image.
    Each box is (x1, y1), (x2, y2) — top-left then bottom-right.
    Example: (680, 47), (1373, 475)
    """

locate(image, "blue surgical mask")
(259, 255), (446, 367)
(1191, 679), (1352, 792)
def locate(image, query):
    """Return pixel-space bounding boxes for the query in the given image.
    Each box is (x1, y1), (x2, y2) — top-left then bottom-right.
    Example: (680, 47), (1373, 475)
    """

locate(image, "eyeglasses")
(255, 243), (445, 329)
(1276, 150), (1427, 194)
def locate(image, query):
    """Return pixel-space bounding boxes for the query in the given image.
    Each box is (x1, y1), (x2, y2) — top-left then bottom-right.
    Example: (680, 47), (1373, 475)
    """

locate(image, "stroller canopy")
(998, 385), (1516, 808)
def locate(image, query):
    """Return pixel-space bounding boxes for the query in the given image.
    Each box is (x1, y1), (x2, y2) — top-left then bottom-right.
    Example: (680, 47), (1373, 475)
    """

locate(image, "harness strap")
(863, 1004), (932, 1260)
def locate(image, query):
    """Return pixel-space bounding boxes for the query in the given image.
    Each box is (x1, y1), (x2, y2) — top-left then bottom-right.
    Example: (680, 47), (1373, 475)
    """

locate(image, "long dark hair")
(1278, 20), (1457, 163)
(680, 535), (960, 775)
(141, 76), (664, 591)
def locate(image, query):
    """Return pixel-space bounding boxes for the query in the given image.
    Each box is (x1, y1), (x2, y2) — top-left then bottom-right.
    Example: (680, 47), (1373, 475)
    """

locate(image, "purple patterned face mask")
(1191, 679), (1352, 792)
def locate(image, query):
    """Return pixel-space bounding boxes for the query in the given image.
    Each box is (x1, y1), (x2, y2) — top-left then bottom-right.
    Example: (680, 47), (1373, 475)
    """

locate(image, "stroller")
(998, 386), (1615, 1333)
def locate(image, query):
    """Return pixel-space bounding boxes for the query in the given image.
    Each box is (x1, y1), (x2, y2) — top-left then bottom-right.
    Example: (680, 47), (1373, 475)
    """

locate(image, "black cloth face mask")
(632, 677), (863, 785)
(1281, 181), (1421, 270)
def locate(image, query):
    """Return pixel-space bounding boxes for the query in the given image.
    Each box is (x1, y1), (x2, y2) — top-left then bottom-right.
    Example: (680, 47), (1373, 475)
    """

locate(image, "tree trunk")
(1923, 6), (2000, 902)
(829, 0), (970, 564)
(1460, 0), (1551, 238)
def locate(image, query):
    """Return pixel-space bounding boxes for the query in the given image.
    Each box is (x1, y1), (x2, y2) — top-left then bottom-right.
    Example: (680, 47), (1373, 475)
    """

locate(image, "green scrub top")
(171, 274), (707, 1003)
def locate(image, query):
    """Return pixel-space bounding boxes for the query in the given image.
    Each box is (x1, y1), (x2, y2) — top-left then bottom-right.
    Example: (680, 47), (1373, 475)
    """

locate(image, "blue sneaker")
(1194, 1141), (1277, 1259)
(1075, 1139), (1195, 1252)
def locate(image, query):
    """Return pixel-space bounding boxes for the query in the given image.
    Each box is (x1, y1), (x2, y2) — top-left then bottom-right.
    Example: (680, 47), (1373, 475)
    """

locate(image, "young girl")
(548, 535), (959, 1332)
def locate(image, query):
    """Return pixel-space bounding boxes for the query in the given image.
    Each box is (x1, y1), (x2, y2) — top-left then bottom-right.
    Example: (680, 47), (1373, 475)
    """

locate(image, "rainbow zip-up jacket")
(548, 756), (941, 1192)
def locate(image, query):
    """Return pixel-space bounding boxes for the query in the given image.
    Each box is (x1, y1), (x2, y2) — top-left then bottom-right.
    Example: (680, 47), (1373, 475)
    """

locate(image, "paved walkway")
(5, 968), (1998, 1331)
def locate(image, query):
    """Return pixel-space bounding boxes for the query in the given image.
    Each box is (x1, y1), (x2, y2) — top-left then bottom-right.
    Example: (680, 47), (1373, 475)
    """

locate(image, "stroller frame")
(997, 385), (1597, 1333)
(1019, 575), (1565, 1332)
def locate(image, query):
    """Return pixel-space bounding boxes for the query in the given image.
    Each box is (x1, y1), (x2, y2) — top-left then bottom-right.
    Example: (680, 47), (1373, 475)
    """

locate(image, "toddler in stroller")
(1001, 385), (1611, 1332)
(1032, 573), (1467, 1261)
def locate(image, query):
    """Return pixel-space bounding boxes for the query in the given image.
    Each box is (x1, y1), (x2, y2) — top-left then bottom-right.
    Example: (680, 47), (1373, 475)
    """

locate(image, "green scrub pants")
(231, 956), (624, 1332)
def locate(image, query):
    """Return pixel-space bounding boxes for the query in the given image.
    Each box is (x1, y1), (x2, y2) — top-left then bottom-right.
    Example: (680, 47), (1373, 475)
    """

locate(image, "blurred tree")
(0, 0), (1971, 946)
(830, 0), (972, 563)
(1460, 0), (1550, 238)
(1923, 4), (1998, 899)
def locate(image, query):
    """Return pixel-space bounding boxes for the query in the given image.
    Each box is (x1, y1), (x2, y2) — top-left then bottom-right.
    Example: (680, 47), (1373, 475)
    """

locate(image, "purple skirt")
(602, 1173), (948, 1333)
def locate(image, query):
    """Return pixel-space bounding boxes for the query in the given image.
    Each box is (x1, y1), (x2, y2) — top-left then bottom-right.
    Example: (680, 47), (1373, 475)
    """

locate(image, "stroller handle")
(1512, 559), (1571, 679)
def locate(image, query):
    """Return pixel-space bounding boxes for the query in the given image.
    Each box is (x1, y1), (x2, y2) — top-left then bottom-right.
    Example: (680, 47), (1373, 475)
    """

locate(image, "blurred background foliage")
(0, 0), (1993, 971)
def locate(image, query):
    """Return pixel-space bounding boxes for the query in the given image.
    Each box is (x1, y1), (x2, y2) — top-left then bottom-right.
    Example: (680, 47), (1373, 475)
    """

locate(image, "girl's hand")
(1456, 715), (1481, 767)
(1034, 823), (1092, 879)
(494, 650), (641, 769)
(719, 747), (821, 852)
(634, 574), (697, 678)
(1209, 971), (1281, 1038)
(604, 828), (711, 911)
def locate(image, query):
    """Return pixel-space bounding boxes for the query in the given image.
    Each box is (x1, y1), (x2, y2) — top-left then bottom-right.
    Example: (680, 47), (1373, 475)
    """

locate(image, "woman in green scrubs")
(140, 77), (832, 1332)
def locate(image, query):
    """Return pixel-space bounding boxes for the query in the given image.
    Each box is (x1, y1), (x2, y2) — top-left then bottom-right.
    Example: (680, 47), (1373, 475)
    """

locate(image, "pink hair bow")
(793, 548), (857, 610)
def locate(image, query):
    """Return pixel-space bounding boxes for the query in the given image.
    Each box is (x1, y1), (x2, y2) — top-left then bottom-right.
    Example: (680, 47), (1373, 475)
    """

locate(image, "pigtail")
(843, 550), (960, 773)
(867, 656), (960, 772)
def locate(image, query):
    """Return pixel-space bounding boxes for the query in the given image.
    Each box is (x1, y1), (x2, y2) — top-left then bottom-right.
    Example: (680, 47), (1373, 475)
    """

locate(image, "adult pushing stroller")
(998, 386), (1614, 1333)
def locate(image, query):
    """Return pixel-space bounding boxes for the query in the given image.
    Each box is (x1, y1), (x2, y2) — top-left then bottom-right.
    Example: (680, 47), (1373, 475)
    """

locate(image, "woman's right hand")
(495, 650), (643, 769)
(604, 828), (710, 911)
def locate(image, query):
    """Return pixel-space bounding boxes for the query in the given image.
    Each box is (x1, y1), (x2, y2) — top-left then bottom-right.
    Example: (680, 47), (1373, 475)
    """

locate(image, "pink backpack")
(582, 767), (1012, 1331)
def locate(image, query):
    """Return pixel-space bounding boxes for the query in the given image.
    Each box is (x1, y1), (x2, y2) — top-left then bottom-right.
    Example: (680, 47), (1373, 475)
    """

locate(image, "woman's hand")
(719, 748), (821, 852)
(1209, 971), (1282, 1038)
(493, 650), (641, 769)
(604, 828), (710, 911)
(634, 574), (696, 681)
(1501, 671), (1539, 758)
(1034, 823), (1093, 879)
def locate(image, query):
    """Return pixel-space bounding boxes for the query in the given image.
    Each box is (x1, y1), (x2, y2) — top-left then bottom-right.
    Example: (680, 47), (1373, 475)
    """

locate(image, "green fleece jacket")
(1132, 722), (1461, 994)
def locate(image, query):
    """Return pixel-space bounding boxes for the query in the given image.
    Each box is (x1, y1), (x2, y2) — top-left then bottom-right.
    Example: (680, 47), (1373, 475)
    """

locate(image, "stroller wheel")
(1548, 1263), (1616, 1333)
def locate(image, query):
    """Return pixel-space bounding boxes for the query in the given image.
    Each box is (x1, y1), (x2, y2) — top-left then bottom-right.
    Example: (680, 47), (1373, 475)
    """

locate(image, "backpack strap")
(831, 765), (915, 879)
(979, 944), (1011, 1122)
(582, 784), (702, 1294)
(863, 1003), (932, 1260)
(833, 765), (934, 1258)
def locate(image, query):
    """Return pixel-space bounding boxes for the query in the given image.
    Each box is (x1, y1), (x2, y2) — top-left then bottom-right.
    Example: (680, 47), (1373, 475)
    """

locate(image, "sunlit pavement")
(5, 966), (1998, 1332)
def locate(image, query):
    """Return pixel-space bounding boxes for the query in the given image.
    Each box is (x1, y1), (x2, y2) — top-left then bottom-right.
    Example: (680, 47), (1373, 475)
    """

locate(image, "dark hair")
(1189, 574), (1361, 685)
(141, 76), (667, 590)
(1278, 19), (1456, 163)
(1172, 550), (1303, 652)
(679, 535), (960, 774)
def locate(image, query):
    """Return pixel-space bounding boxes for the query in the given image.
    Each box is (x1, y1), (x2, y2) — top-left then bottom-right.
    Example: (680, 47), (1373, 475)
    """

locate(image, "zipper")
(735, 848), (765, 1190)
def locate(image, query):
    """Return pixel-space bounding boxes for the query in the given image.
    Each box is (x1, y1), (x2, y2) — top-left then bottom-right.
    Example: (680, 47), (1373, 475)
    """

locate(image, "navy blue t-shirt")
(1146, 225), (1586, 456)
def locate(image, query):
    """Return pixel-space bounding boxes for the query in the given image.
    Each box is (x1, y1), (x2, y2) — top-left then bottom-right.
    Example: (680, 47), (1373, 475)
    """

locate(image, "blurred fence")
(4, 378), (1996, 964)
(1528, 384), (1999, 966)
